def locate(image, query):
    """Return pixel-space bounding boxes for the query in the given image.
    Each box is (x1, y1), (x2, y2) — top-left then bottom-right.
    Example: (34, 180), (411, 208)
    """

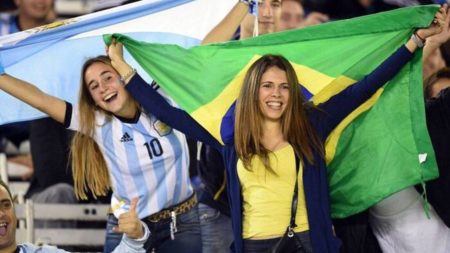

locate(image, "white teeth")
(0, 223), (7, 227)
(267, 102), (282, 107)
(103, 93), (116, 101)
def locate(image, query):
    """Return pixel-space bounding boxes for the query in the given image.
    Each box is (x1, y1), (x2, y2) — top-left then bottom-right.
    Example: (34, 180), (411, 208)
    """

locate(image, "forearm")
(358, 44), (415, 96)
(405, 38), (420, 54)
(201, 2), (248, 44)
(0, 74), (66, 123)
(111, 60), (135, 84)
(126, 75), (221, 148)
(319, 45), (414, 131)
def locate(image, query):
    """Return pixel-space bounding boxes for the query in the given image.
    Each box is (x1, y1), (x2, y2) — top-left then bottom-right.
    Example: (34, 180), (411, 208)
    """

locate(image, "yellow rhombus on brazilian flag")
(107, 5), (439, 218)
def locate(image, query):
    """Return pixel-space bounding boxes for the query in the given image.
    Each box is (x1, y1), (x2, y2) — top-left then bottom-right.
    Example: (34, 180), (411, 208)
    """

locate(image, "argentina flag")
(0, 0), (234, 125)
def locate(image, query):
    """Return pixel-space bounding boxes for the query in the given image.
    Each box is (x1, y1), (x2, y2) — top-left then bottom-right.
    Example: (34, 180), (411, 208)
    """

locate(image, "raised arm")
(318, 6), (447, 133)
(127, 75), (221, 149)
(108, 42), (222, 149)
(201, 1), (249, 44)
(424, 5), (450, 61)
(0, 68), (66, 124)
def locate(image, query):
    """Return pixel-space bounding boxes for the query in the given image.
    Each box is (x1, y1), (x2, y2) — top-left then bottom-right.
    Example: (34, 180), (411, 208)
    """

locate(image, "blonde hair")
(235, 54), (323, 172)
(70, 56), (113, 199)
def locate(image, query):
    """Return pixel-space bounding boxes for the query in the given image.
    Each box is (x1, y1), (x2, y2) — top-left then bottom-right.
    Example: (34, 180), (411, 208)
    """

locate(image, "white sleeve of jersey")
(66, 105), (104, 135)
(67, 105), (81, 132)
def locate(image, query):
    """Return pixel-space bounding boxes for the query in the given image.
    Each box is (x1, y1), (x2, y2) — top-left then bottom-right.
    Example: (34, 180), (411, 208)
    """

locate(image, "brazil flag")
(106, 5), (439, 218)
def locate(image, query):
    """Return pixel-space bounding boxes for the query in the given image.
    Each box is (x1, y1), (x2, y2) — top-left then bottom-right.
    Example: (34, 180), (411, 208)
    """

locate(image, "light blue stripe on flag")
(0, 0), (192, 65)
(0, 0), (235, 125)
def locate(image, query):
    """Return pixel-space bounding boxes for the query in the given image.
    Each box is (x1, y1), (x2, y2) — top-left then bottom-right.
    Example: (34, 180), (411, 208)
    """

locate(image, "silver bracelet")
(411, 33), (425, 48)
(120, 68), (136, 85)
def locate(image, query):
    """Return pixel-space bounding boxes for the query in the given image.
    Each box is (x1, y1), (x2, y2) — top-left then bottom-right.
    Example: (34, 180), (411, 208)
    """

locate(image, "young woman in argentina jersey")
(0, 58), (201, 252)
(108, 8), (446, 253)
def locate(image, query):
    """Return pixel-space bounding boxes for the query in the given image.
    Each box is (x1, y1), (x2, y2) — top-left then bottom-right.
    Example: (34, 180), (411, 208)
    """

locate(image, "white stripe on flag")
(0, 0), (234, 125)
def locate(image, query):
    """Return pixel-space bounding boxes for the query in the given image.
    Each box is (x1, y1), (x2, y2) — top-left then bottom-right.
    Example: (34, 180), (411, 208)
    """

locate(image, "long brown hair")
(424, 67), (450, 100)
(70, 56), (113, 199)
(234, 54), (323, 172)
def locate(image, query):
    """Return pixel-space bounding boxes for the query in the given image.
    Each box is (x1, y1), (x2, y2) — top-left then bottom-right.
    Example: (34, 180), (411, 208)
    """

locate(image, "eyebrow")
(0, 199), (11, 204)
(261, 80), (288, 82)
(87, 70), (111, 87)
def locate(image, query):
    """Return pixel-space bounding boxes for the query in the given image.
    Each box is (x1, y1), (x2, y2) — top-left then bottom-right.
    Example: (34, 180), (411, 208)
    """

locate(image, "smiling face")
(258, 66), (290, 122)
(84, 61), (135, 118)
(0, 185), (16, 251)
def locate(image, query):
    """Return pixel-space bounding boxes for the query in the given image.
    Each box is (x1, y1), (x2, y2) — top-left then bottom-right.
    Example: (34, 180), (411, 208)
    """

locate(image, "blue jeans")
(243, 231), (313, 253)
(198, 203), (233, 253)
(104, 214), (122, 253)
(104, 204), (202, 253)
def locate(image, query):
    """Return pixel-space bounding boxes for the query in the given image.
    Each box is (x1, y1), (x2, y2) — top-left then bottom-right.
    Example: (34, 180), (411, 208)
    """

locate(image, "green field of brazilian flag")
(107, 5), (439, 218)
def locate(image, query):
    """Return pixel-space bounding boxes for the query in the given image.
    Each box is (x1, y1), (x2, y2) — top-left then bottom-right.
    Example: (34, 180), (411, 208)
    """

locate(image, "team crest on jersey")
(27, 18), (78, 34)
(153, 120), (172, 136)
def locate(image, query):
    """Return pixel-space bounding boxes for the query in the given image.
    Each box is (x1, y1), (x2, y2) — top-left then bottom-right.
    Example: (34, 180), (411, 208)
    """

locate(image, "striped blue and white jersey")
(0, 13), (19, 36)
(67, 90), (193, 219)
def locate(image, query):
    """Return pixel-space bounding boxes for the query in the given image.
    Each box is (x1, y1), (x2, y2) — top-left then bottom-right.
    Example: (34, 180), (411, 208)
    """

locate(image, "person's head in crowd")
(279, 0), (304, 30)
(14, 0), (54, 30)
(240, 0), (282, 39)
(278, 0), (329, 31)
(424, 48), (446, 81)
(0, 180), (17, 253)
(235, 54), (322, 169)
(424, 67), (450, 99)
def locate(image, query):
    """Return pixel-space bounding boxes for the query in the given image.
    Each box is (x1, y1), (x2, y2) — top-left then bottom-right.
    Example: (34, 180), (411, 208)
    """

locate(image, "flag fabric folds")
(0, 0), (235, 124)
(111, 5), (439, 218)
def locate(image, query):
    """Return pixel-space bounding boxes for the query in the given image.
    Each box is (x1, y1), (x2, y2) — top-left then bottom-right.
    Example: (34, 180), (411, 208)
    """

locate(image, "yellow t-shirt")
(237, 145), (309, 239)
